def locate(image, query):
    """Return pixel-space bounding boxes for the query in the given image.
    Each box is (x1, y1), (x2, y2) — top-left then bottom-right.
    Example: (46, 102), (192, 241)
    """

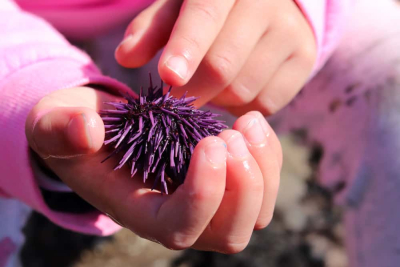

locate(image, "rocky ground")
(21, 135), (348, 267)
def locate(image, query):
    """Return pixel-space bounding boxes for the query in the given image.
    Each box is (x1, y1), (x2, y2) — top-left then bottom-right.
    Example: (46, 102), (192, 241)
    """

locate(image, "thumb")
(26, 107), (105, 159)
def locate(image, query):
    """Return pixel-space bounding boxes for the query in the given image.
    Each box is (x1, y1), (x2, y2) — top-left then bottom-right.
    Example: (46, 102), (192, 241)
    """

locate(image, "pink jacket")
(0, 0), (353, 236)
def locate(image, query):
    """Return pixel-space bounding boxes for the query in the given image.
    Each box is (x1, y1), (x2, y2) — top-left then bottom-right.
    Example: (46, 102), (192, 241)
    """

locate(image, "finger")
(153, 136), (227, 249)
(170, 0), (271, 107)
(211, 28), (294, 107)
(233, 112), (282, 229)
(245, 111), (283, 168)
(158, 0), (235, 86)
(254, 48), (316, 115)
(26, 107), (104, 159)
(220, 0), (316, 115)
(25, 87), (122, 158)
(115, 0), (183, 68)
(193, 130), (264, 253)
(227, 53), (315, 116)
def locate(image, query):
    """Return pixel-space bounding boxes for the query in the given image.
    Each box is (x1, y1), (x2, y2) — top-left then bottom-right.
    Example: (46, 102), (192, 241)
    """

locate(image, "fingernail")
(31, 109), (54, 157)
(246, 112), (270, 137)
(255, 115), (270, 138)
(243, 118), (267, 145)
(165, 55), (188, 80)
(66, 114), (93, 150)
(116, 33), (142, 53)
(205, 140), (227, 167)
(226, 133), (249, 159)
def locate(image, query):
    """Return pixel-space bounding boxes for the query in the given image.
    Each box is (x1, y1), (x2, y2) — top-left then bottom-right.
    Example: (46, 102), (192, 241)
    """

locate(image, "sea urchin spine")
(99, 75), (227, 194)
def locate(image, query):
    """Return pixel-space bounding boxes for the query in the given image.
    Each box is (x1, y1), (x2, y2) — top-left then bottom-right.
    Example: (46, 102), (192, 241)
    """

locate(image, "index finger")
(159, 0), (235, 86)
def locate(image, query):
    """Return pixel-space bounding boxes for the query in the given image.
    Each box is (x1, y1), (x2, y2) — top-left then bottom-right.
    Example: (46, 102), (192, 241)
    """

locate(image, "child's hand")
(115, 0), (316, 115)
(25, 87), (282, 253)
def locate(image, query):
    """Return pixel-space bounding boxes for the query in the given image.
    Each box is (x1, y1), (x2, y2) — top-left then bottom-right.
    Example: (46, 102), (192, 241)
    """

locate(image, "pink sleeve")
(16, 0), (154, 40)
(0, 0), (132, 235)
(294, 0), (355, 75)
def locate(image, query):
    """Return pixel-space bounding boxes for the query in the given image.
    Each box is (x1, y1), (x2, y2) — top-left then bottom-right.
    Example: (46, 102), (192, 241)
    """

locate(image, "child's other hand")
(25, 87), (282, 253)
(116, 0), (316, 116)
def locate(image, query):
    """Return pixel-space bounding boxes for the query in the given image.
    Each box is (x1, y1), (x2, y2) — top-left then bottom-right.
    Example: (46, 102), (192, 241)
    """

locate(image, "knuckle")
(225, 83), (254, 106)
(299, 43), (317, 69)
(178, 34), (202, 55)
(186, 182), (222, 203)
(278, 13), (299, 33)
(188, 1), (220, 24)
(204, 54), (235, 86)
(178, 135), (225, 194)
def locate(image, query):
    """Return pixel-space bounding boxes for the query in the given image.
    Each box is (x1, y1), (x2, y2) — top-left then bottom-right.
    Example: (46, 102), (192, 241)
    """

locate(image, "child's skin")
(25, 0), (315, 253)
(115, 0), (316, 115)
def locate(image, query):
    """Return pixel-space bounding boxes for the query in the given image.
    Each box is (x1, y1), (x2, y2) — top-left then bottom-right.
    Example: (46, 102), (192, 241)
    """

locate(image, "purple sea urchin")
(99, 76), (227, 194)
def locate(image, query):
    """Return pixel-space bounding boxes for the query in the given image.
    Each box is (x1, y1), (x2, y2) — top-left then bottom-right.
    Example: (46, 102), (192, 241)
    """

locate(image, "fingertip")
(182, 136), (227, 198)
(158, 54), (190, 86)
(232, 114), (255, 133)
(233, 112), (270, 144)
(66, 113), (92, 152)
(66, 110), (105, 154)
(245, 111), (271, 134)
(254, 214), (273, 230)
(30, 107), (104, 158)
(218, 129), (251, 160)
(201, 136), (228, 168)
(116, 0), (181, 69)
(115, 32), (151, 68)
(245, 111), (264, 119)
(245, 111), (282, 167)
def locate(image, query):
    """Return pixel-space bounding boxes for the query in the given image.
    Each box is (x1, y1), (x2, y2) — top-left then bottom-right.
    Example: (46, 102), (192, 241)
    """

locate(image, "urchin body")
(99, 78), (227, 193)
